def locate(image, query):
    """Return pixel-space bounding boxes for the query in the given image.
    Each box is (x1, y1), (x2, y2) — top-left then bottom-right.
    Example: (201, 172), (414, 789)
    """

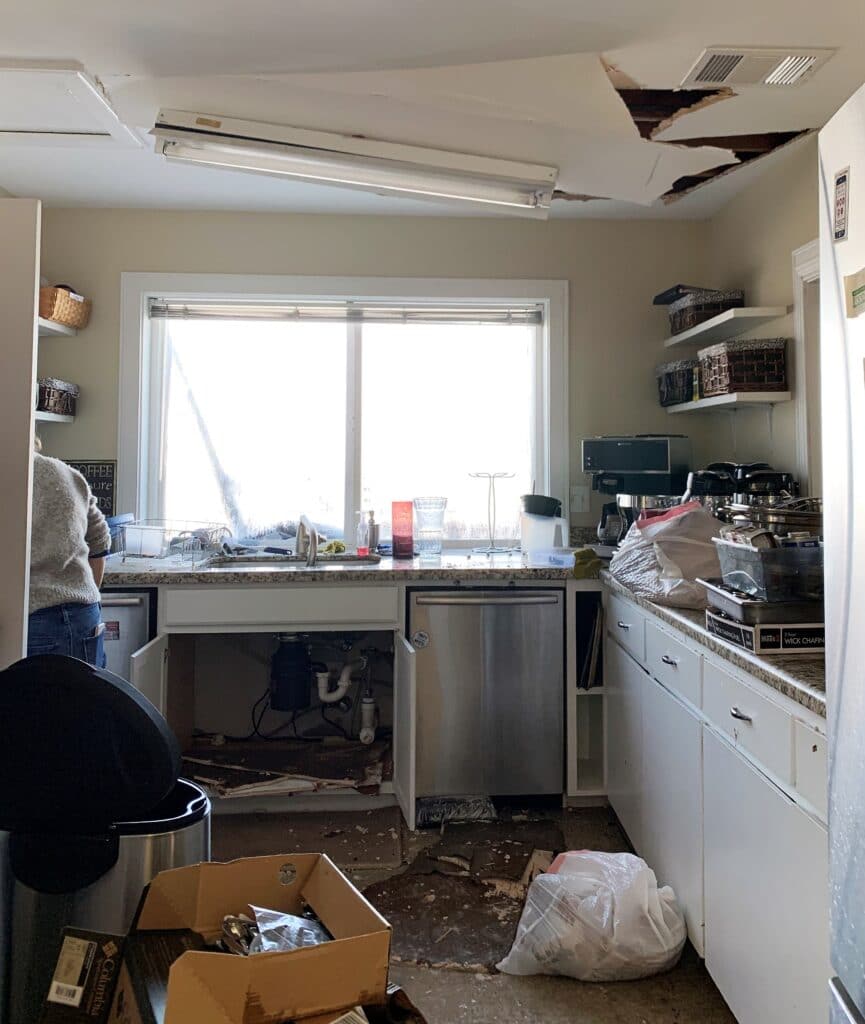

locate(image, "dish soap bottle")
(356, 512), (370, 557)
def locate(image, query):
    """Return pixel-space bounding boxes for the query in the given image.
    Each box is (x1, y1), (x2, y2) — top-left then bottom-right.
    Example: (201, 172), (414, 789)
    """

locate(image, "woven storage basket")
(37, 378), (80, 417)
(655, 358), (699, 407)
(698, 338), (787, 397)
(668, 288), (744, 335)
(39, 285), (91, 329)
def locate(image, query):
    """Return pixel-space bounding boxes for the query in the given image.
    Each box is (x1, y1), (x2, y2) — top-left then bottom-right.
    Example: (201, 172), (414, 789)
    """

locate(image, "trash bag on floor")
(497, 851), (686, 981)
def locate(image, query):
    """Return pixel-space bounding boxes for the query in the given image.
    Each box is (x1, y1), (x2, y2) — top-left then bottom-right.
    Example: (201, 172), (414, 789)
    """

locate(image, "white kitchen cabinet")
(703, 727), (829, 1024)
(641, 676), (704, 954)
(605, 634), (644, 850)
(129, 633), (168, 715)
(393, 631), (417, 830)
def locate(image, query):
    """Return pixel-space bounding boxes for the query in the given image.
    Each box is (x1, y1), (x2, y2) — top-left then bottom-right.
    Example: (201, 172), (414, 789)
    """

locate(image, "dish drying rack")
(120, 520), (230, 563)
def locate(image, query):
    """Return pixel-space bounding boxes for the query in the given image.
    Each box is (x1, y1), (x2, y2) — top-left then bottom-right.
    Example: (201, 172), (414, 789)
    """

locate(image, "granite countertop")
(601, 571), (826, 718)
(103, 551), (594, 587)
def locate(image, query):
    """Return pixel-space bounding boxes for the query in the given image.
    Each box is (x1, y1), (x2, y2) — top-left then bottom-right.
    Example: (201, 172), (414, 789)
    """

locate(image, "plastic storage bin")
(0, 655), (211, 1024)
(714, 538), (824, 601)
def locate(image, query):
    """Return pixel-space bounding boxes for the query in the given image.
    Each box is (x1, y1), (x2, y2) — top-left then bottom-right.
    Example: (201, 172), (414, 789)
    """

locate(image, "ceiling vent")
(681, 47), (836, 88)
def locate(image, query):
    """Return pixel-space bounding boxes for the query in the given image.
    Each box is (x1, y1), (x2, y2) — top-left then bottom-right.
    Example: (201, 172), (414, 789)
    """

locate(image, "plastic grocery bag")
(497, 851), (686, 981)
(609, 500), (722, 608)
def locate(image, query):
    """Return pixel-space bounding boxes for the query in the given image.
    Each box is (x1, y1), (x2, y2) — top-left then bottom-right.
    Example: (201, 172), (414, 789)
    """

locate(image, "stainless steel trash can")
(0, 655), (211, 1024)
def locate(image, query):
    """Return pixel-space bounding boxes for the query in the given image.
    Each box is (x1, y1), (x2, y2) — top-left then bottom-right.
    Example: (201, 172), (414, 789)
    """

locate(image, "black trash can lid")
(0, 655), (180, 831)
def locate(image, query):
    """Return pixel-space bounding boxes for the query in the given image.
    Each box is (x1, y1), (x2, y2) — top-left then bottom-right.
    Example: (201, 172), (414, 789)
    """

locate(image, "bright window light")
(152, 310), (540, 545)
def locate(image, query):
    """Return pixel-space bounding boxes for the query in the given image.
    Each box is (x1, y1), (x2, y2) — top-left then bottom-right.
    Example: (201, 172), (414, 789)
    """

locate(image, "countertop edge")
(600, 571), (826, 719)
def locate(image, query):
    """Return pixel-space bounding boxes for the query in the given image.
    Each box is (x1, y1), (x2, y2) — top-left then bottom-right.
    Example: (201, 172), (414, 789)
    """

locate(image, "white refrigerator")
(821, 82), (865, 1024)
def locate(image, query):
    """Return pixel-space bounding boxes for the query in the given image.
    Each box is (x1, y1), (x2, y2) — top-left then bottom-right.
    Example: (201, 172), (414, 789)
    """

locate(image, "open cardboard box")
(108, 854), (391, 1024)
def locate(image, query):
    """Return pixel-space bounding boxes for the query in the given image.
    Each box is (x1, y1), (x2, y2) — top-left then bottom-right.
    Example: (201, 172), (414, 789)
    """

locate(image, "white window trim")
(119, 272), (569, 528)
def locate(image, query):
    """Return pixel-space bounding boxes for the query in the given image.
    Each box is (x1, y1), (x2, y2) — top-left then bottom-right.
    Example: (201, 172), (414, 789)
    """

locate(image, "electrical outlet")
(570, 484), (590, 517)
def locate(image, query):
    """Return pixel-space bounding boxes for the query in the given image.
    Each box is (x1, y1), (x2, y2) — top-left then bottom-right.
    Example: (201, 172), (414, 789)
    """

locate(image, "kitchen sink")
(203, 553), (381, 571)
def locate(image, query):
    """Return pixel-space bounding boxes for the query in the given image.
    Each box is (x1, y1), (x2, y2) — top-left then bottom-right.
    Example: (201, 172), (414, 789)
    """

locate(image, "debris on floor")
(363, 872), (524, 972)
(213, 807), (403, 869)
(182, 738), (391, 798)
(363, 818), (565, 970)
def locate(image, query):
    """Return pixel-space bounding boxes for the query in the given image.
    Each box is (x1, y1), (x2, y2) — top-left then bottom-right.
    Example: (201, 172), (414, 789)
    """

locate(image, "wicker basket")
(655, 358), (699, 406)
(668, 289), (744, 335)
(698, 338), (788, 397)
(37, 378), (80, 417)
(39, 285), (91, 329)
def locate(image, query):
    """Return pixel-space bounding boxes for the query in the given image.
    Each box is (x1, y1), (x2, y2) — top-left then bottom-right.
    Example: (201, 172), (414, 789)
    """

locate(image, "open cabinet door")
(130, 634), (168, 716)
(393, 631), (417, 830)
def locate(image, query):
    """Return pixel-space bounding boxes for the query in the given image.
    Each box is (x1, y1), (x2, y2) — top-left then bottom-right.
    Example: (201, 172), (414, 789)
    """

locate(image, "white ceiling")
(0, 0), (862, 218)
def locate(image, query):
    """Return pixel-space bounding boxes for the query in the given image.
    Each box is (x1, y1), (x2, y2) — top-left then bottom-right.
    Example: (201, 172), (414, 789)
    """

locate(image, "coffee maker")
(582, 435), (692, 541)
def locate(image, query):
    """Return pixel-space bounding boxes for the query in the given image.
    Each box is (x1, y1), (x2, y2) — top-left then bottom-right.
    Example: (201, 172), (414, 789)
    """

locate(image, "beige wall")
(35, 138), (820, 522)
(37, 210), (708, 524)
(698, 135), (819, 476)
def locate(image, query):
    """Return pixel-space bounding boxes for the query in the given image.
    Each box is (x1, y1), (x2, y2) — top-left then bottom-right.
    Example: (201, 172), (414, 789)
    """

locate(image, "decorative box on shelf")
(36, 377), (79, 417)
(655, 358), (700, 407)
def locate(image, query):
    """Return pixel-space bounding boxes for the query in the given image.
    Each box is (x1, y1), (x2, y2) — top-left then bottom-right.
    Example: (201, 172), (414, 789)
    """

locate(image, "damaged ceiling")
(0, 0), (860, 217)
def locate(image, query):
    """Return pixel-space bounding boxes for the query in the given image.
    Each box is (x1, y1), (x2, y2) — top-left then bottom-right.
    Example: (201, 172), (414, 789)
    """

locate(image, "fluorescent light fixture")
(151, 110), (557, 216)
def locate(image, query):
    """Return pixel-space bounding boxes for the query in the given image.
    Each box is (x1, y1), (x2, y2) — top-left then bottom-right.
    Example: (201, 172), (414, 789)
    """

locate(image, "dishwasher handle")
(100, 596), (146, 608)
(414, 594), (560, 607)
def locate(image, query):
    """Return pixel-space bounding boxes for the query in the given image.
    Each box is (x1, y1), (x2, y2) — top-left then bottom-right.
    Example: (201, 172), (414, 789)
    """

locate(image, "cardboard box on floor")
(107, 853), (391, 1024)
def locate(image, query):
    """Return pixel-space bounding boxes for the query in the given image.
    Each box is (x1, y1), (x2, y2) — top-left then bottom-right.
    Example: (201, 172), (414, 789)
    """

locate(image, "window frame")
(119, 273), (569, 535)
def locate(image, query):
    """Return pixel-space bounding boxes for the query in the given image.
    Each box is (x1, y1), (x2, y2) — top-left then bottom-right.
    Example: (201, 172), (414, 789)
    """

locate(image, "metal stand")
(469, 472), (515, 553)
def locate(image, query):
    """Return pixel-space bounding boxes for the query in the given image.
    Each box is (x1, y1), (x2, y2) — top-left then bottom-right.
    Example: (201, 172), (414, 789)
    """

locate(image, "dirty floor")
(212, 805), (735, 1024)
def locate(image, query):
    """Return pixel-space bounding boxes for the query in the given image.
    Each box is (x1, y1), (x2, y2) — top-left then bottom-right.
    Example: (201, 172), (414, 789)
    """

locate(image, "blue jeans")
(27, 602), (106, 668)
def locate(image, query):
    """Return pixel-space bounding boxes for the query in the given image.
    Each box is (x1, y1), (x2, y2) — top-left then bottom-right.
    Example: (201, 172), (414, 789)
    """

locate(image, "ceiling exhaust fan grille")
(682, 47), (835, 88)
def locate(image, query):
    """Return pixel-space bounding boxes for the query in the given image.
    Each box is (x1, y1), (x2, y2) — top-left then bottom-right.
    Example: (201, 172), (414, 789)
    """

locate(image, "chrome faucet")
(295, 514), (319, 567)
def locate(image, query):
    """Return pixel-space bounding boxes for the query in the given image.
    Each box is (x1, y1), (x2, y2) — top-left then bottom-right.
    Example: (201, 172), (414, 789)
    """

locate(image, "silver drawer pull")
(730, 706), (753, 723)
(661, 654), (679, 667)
(617, 620), (631, 631)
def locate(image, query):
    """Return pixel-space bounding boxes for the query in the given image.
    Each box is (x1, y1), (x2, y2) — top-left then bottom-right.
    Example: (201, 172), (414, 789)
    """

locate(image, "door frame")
(792, 239), (820, 492)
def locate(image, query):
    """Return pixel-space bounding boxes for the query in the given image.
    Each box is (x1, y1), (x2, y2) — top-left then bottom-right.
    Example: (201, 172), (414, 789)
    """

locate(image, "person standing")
(27, 443), (111, 666)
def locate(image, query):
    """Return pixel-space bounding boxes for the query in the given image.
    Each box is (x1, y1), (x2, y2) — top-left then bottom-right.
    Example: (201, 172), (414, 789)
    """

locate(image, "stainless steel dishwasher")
(409, 589), (564, 798)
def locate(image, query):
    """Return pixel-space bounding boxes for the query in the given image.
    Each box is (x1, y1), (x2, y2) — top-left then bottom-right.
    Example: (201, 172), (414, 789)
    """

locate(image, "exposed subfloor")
(212, 805), (735, 1024)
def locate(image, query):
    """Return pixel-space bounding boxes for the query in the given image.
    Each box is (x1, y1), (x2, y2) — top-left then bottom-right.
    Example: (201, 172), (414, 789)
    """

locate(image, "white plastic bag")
(609, 500), (722, 608)
(497, 851), (686, 981)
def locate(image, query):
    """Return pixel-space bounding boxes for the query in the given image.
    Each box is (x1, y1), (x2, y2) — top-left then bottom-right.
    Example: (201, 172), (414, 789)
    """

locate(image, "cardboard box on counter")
(107, 853), (391, 1024)
(706, 610), (825, 655)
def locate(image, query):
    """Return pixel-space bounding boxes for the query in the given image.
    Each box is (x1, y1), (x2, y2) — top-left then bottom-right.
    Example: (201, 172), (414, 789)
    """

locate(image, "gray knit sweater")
(29, 454), (111, 614)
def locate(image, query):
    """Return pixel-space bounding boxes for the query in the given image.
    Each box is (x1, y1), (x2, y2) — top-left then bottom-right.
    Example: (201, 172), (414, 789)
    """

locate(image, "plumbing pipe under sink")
(316, 657), (367, 704)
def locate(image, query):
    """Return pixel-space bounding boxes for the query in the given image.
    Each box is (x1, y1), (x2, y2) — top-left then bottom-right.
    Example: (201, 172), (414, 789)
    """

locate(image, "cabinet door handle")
(661, 654), (679, 667)
(617, 620), (631, 631)
(730, 706), (753, 723)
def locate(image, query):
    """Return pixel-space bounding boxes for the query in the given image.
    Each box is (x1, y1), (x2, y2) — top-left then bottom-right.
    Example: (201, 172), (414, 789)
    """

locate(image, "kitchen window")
(120, 275), (568, 545)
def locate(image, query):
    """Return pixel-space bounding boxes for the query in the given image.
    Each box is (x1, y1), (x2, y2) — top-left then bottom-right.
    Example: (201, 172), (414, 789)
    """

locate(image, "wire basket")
(121, 520), (229, 560)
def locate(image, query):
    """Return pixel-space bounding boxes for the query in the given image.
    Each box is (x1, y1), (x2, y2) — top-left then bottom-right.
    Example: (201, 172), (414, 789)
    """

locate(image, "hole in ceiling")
(615, 87), (735, 140)
(663, 129), (811, 199)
